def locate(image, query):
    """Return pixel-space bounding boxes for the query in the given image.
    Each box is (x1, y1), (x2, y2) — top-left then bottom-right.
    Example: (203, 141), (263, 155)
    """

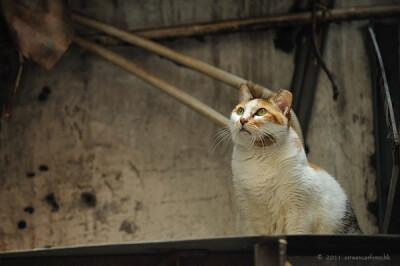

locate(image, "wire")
(311, 0), (339, 100)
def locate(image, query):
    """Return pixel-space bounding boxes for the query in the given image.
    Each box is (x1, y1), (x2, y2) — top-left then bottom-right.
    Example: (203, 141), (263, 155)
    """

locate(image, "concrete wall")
(1, 0), (394, 251)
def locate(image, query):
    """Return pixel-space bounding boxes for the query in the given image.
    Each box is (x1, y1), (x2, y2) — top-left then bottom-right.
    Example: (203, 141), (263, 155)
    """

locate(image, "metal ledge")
(0, 235), (399, 266)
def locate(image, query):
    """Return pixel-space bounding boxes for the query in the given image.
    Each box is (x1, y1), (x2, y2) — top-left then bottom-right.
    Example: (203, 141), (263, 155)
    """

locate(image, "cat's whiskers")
(250, 132), (257, 150)
(224, 133), (233, 152)
(254, 126), (271, 158)
(222, 126), (236, 152)
(214, 129), (230, 144)
(212, 134), (230, 154)
(254, 130), (267, 158)
(259, 128), (278, 154)
(211, 127), (231, 154)
(259, 131), (267, 151)
(248, 124), (267, 149)
(246, 124), (258, 149)
(246, 133), (256, 151)
(214, 126), (230, 139)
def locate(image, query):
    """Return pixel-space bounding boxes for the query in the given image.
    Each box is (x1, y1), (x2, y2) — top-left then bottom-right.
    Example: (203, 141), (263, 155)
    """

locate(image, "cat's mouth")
(240, 127), (251, 135)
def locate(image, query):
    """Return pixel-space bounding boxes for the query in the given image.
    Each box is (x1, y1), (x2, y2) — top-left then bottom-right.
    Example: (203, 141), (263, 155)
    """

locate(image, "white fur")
(230, 102), (348, 234)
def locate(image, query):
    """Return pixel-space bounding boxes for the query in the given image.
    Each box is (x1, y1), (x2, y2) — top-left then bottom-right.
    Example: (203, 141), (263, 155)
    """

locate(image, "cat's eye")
(255, 108), (267, 116)
(236, 107), (244, 115)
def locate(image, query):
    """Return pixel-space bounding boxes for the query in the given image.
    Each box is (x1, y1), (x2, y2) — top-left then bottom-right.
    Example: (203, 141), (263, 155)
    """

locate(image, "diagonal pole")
(74, 36), (230, 127)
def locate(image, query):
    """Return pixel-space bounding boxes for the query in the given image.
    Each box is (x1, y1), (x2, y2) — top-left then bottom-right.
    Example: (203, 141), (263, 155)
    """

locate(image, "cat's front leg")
(284, 210), (313, 234)
(236, 213), (255, 235)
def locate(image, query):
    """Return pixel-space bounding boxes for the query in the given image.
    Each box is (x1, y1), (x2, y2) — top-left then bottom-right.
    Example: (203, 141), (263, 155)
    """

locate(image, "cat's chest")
(232, 151), (291, 185)
(232, 153), (289, 230)
(232, 159), (276, 185)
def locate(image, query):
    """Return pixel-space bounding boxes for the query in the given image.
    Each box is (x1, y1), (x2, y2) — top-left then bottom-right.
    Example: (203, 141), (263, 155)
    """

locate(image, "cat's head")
(230, 84), (292, 148)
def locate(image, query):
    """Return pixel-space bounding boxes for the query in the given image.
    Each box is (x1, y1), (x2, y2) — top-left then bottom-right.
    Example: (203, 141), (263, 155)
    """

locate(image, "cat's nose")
(240, 118), (248, 125)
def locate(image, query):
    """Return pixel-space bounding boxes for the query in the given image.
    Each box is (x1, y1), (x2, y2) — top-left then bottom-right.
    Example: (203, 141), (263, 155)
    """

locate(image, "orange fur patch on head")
(308, 162), (322, 171)
(266, 108), (285, 125)
(252, 119), (262, 127)
(233, 98), (287, 131)
(253, 99), (285, 125)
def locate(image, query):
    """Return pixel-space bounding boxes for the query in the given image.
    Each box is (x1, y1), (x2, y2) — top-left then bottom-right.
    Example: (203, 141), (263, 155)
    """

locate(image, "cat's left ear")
(239, 84), (253, 102)
(271, 89), (292, 117)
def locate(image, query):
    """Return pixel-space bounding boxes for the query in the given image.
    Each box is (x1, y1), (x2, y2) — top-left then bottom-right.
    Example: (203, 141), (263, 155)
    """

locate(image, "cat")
(230, 84), (362, 234)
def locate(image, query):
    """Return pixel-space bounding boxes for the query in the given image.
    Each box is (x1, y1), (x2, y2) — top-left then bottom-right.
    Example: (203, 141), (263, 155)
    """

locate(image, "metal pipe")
(73, 36), (230, 127)
(82, 4), (400, 41)
(368, 26), (400, 234)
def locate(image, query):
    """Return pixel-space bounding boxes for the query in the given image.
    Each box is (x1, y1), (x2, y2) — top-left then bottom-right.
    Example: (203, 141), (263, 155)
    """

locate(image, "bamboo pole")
(72, 13), (247, 89)
(73, 36), (230, 127)
(83, 4), (400, 41)
(72, 13), (305, 144)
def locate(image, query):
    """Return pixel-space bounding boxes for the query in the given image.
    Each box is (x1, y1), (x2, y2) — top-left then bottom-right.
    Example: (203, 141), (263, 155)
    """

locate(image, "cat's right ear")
(271, 89), (292, 117)
(239, 84), (253, 102)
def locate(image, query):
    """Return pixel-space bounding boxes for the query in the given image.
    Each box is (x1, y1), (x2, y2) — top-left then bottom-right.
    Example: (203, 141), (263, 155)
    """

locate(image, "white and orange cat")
(230, 84), (361, 234)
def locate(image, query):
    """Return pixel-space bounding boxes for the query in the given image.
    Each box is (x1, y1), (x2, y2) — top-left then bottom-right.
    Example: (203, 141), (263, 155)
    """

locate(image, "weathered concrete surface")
(307, 21), (377, 234)
(306, 0), (399, 234)
(0, 0), (387, 251)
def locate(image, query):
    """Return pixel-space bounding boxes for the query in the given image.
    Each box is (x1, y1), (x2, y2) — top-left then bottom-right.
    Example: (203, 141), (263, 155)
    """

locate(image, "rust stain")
(31, 231), (36, 249)
(0, 229), (7, 251)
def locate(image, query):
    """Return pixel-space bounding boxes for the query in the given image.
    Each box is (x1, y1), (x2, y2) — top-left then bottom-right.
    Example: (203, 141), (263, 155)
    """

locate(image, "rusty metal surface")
(1, 0), (74, 69)
(367, 27), (399, 146)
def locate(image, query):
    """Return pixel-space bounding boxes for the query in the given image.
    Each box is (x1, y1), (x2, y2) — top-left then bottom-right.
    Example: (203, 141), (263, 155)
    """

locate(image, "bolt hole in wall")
(38, 165), (49, 171)
(44, 193), (60, 212)
(0, 0), (388, 252)
(23, 206), (35, 214)
(37, 86), (51, 102)
(17, 221), (26, 230)
(81, 192), (97, 208)
(26, 172), (35, 178)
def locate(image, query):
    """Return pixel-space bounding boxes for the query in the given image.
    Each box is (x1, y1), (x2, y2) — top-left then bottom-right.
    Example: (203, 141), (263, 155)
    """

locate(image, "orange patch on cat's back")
(295, 137), (302, 150)
(308, 162), (322, 171)
(289, 127), (302, 150)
